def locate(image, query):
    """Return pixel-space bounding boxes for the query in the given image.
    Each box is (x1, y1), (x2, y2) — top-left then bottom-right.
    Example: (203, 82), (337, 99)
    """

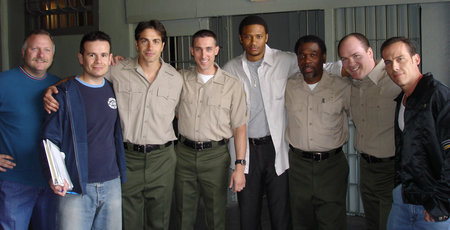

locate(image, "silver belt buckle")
(314, 152), (323, 161)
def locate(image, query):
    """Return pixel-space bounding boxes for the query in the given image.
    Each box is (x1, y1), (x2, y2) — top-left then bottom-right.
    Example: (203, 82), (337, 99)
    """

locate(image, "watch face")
(235, 160), (246, 165)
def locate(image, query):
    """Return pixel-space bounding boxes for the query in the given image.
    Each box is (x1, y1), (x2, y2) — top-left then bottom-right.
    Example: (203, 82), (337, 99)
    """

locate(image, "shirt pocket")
(116, 77), (146, 107)
(368, 96), (397, 127)
(116, 79), (145, 124)
(286, 100), (306, 129)
(321, 96), (344, 131)
(207, 95), (232, 129)
(156, 87), (178, 114)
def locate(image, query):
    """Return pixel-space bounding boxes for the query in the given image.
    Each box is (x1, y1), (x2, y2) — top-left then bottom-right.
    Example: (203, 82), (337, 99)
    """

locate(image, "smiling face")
(239, 24), (268, 62)
(339, 36), (375, 80)
(78, 40), (112, 79)
(297, 42), (326, 84)
(382, 41), (421, 91)
(190, 36), (219, 75)
(22, 34), (54, 78)
(135, 28), (165, 65)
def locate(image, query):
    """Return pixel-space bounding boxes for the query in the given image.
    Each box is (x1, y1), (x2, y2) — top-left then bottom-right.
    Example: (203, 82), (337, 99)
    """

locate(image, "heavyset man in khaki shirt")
(285, 35), (350, 230)
(175, 30), (247, 230)
(338, 33), (401, 230)
(43, 20), (183, 230)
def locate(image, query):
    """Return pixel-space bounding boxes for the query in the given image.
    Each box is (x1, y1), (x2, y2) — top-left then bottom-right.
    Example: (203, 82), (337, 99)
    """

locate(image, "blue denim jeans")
(56, 177), (122, 230)
(387, 185), (450, 230)
(0, 179), (56, 230)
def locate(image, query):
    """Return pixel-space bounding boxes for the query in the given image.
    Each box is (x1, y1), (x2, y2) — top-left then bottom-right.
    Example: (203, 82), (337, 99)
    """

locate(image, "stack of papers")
(42, 139), (74, 190)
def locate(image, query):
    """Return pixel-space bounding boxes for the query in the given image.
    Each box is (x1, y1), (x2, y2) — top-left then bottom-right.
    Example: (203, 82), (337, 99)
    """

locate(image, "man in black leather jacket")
(381, 36), (449, 230)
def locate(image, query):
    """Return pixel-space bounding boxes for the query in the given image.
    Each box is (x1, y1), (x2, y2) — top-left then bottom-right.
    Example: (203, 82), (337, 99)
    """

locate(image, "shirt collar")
(366, 59), (385, 85)
(243, 44), (274, 67)
(190, 63), (225, 85)
(300, 71), (332, 91)
(123, 57), (165, 71)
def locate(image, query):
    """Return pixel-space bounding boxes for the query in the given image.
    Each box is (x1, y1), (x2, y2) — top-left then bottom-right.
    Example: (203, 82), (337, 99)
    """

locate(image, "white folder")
(42, 139), (74, 190)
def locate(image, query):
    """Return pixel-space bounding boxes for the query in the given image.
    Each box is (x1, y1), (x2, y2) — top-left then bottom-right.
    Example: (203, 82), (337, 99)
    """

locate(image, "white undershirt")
(199, 73), (214, 84)
(398, 94), (406, 131)
(308, 82), (318, 90)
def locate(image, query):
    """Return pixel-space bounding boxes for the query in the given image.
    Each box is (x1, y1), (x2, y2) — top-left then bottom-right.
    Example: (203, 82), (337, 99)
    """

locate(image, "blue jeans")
(387, 185), (450, 230)
(0, 179), (56, 230)
(56, 177), (122, 230)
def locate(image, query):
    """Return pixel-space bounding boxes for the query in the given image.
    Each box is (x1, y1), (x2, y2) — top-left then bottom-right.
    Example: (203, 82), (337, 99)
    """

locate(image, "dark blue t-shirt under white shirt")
(75, 76), (119, 183)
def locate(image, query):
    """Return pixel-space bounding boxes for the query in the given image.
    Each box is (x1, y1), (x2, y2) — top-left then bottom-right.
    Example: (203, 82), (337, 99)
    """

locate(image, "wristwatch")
(436, 215), (449, 222)
(235, 159), (246, 166)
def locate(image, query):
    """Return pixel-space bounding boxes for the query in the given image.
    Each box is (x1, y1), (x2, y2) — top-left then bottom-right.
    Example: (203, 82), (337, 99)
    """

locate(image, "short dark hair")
(294, 35), (327, 55)
(192, 29), (217, 46)
(380, 36), (417, 57)
(22, 29), (55, 51)
(79, 31), (111, 54)
(238, 15), (268, 35)
(337, 33), (371, 57)
(134, 20), (167, 44)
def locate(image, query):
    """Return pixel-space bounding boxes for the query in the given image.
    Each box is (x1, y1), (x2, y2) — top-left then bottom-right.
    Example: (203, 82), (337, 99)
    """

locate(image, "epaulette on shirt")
(221, 69), (240, 82)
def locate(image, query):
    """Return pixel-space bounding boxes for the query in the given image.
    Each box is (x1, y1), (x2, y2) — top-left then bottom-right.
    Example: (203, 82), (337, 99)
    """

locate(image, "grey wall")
(42, 0), (136, 78)
(51, 35), (82, 78)
(125, 0), (446, 22)
(421, 2), (450, 86)
(1, 0), (25, 71)
(0, 0), (4, 71)
(99, 0), (135, 58)
(0, 0), (449, 85)
(0, 0), (136, 78)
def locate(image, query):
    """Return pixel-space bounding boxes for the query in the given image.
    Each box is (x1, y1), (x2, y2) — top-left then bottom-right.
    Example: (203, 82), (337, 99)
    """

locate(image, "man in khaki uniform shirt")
(338, 33), (401, 230)
(175, 30), (247, 230)
(43, 20), (183, 230)
(285, 35), (350, 230)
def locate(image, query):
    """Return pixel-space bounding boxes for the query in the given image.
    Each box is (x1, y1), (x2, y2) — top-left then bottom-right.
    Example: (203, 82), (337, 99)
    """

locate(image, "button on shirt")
(350, 59), (401, 158)
(286, 71), (351, 152)
(177, 65), (248, 142)
(106, 57), (183, 145)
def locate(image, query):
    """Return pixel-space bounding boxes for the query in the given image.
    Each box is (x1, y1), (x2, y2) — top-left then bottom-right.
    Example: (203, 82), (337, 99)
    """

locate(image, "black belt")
(124, 142), (172, 153)
(179, 136), (228, 150)
(289, 144), (342, 162)
(360, 153), (395, 163)
(249, 135), (272, 146)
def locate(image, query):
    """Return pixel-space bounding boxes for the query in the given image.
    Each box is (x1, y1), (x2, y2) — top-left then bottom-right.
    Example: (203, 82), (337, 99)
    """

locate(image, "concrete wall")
(51, 35), (82, 78)
(0, 0), (6, 70)
(421, 2), (450, 86)
(0, 0), (136, 78)
(0, 0), (449, 85)
(125, 0), (446, 22)
(45, 0), (136, 78)
(1, 0), (25, 71)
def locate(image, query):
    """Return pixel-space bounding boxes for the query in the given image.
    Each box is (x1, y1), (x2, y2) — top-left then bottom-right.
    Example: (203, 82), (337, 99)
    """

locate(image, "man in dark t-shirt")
(40, 31), (127, 230)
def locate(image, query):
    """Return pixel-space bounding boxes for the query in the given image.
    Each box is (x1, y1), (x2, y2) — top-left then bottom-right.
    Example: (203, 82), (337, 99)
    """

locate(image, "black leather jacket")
(393, 73), (450, 220)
